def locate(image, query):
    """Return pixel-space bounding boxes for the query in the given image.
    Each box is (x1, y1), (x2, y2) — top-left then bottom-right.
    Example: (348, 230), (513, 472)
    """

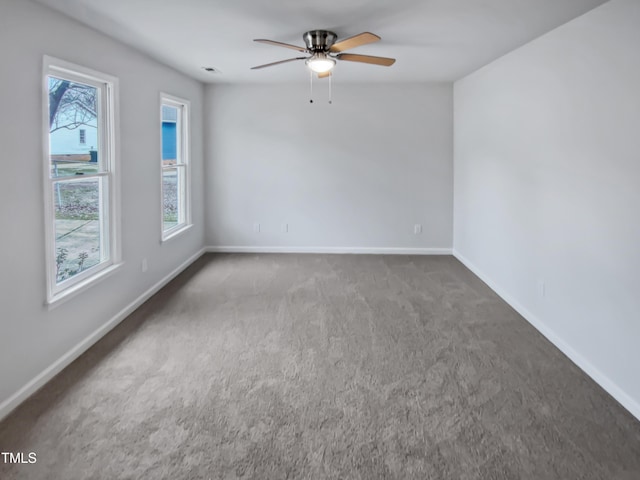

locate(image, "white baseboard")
(206, 246), (453, 255)
(0, 248), (206, 422)
(452, 249), (640, 422)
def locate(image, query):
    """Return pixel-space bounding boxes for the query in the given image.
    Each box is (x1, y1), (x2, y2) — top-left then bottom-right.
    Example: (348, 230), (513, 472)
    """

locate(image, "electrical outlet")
(253, 222), (260, 233)
(414, 224), (422, 234)
(141, 258), (148, 273)
(282, 223), (289, 233)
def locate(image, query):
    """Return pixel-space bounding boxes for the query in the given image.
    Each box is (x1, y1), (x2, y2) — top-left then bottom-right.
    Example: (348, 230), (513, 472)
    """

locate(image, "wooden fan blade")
(254, 39), (307, 53)
(337, 53), (395, 66)
(317, 71), (332, 79)
(251, 57), (307, 70)
(329, 32), (380, 53)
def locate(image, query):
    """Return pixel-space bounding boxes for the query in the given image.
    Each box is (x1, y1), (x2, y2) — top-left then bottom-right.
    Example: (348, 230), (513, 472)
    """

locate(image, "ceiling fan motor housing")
(303, 30), (337, 52)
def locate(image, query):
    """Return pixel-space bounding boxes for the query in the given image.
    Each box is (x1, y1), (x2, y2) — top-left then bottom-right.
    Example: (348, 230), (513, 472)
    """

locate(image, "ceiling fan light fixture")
(306, 53), (336, 73)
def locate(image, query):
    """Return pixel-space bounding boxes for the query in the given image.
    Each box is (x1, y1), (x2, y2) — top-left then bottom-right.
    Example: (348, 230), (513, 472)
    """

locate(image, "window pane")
(161, 105), (179, 166)
(48, 76), (100, 178)
(163, 168), (179, 230)
(54, 178), (102, 283)
(160, 97), (188, 239)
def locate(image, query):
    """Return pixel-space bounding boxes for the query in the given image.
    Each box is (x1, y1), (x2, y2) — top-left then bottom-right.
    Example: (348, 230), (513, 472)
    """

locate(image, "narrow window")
(44, 57), (120, 304)
(160, 94), (190, 239)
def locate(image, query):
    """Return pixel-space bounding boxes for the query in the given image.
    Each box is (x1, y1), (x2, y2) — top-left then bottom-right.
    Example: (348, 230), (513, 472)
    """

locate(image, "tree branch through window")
(48, 78), (98, 133)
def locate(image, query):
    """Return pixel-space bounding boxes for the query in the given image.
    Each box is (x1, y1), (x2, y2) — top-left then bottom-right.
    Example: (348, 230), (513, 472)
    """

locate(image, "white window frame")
(160, 93), (191, 241)
(43, 56), (121, 306)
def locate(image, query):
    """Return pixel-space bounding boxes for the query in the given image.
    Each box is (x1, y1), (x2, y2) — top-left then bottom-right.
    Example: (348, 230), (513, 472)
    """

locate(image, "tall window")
(160, 94), (190, 239)
(44, 57), (120, 303)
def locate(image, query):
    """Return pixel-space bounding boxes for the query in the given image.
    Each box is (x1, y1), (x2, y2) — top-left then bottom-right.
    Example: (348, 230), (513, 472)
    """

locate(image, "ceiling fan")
(251, 30), (396, 78)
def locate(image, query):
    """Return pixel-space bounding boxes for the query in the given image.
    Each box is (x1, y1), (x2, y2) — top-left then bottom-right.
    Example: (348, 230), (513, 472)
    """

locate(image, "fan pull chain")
(309, 70), (314, 103)
(328, 73), (332, 104)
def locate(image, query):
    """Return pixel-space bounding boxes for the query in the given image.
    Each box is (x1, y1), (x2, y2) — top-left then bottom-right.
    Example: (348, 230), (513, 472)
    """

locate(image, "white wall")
(205, 83), (453, 252)
(454, 0), (640, 417)
(0, 0), (204, 417)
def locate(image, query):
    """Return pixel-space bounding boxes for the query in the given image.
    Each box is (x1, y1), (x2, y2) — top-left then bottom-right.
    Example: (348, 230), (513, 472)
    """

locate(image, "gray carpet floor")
(1, 253), (639, 479)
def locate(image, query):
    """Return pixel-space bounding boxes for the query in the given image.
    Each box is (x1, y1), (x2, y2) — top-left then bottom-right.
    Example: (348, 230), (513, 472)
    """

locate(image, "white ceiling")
(35, 0), (608, 84)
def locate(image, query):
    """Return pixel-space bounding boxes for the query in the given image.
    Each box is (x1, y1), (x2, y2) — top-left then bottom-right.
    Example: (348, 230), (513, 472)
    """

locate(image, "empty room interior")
(1, 0), (639, 478)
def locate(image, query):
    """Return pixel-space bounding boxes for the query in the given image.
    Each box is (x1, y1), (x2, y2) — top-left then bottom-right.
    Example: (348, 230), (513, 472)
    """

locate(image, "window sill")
(46, 262), (123, 310)
(161, 223), (193, 243)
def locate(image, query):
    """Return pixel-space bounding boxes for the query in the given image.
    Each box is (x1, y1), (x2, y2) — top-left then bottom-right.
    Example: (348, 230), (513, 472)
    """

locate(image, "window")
(44, 57), (120, 304)
(160, 94), (190, 239)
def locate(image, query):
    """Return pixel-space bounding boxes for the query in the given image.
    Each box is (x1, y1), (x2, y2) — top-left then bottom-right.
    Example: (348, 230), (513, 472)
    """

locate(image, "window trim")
(42, 56), (121, 306)
(160, 92), (191, 242)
